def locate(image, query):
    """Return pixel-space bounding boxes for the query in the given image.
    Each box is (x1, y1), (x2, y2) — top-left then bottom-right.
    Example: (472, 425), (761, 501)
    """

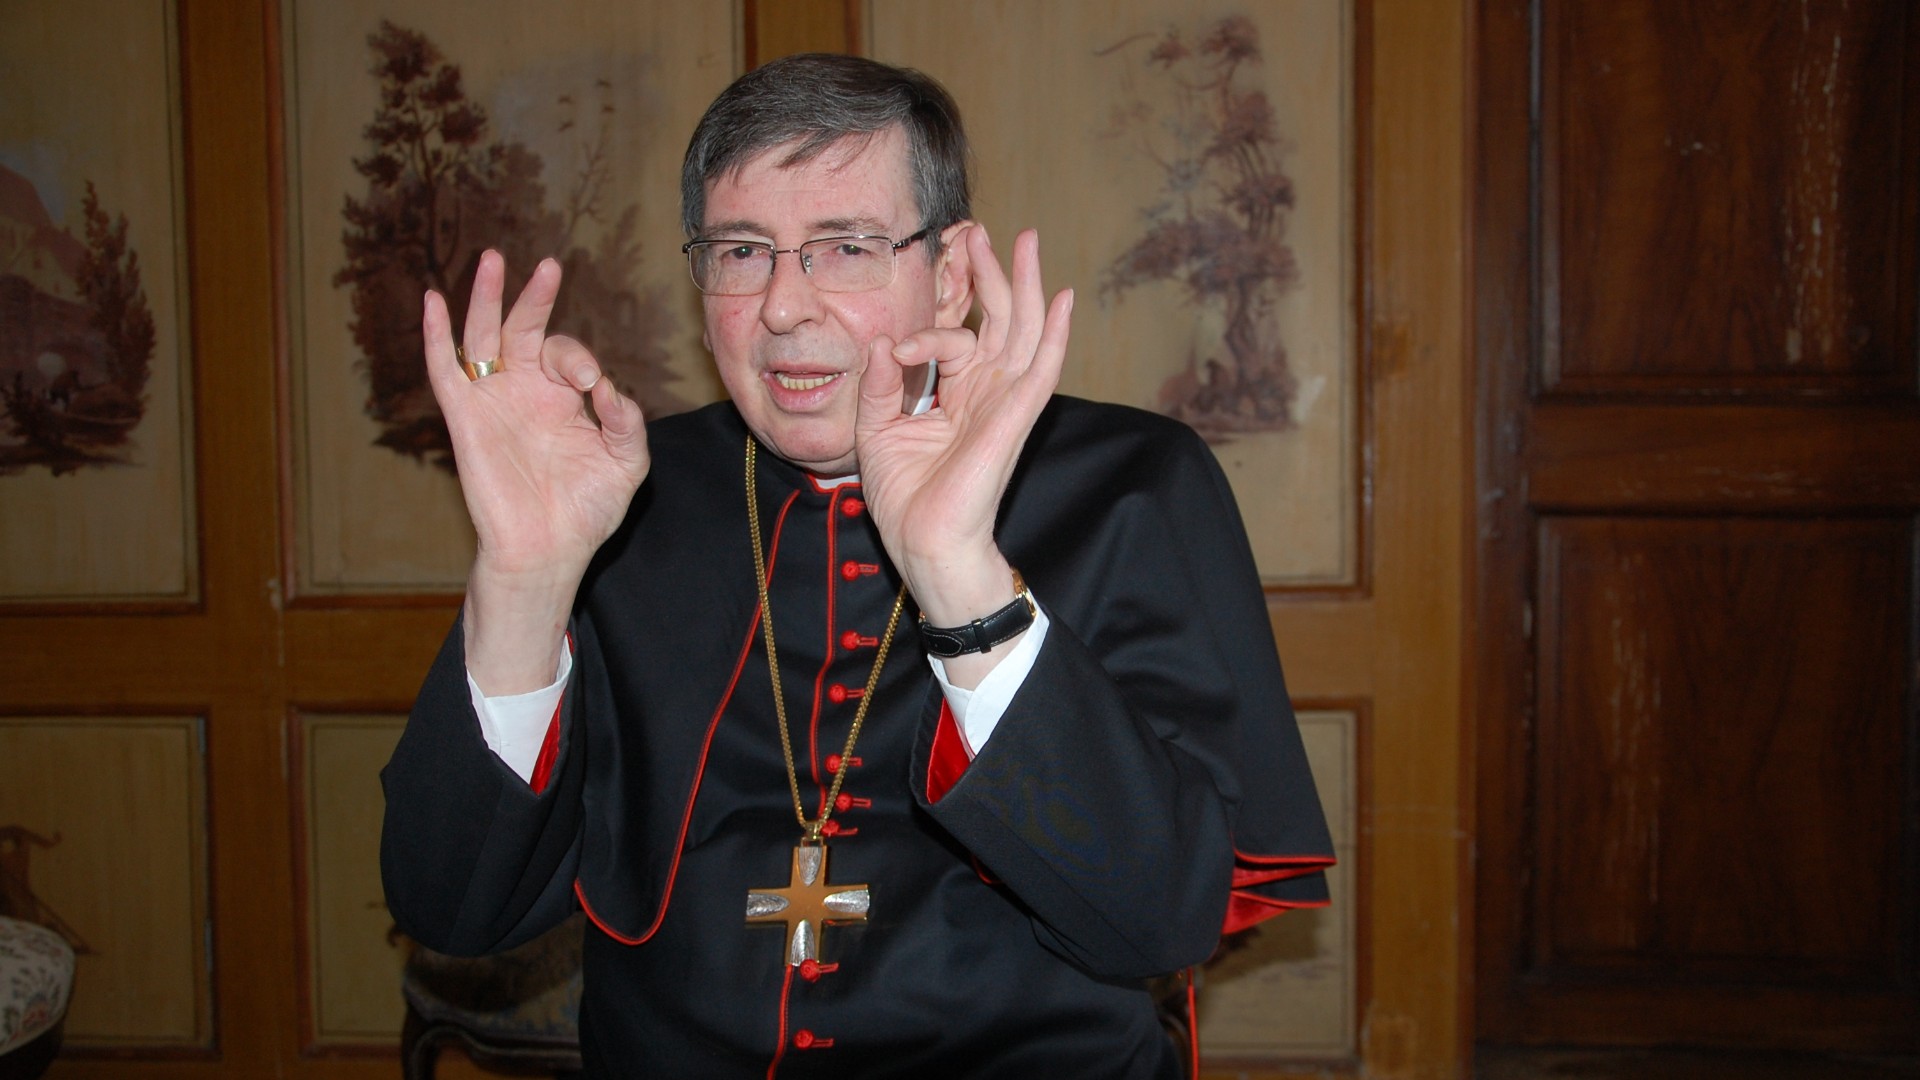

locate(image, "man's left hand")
(854, 225), (1072, 684)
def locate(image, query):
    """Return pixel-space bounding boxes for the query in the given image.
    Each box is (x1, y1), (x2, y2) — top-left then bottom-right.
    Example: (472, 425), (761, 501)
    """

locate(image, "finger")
(540, 334), (604, 392)
(589, 376), (649, 470)
(892, 326), (978, 377)
(461, 250), (507, 371)
(1021, 287), (1073, 402)
(501, 257), (563, 367)
(856, 334), (906, 437)
(1006, 229), (1049, 363)
(423, 290), (468, 412)
(966, 224), (1013, 356)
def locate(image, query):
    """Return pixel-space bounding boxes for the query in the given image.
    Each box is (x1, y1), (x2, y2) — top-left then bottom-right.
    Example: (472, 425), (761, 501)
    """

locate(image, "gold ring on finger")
(460, 355), (502, 380)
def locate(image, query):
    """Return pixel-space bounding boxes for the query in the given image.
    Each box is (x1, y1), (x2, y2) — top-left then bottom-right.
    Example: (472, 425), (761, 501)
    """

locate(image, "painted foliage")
(1101, 15), (1300, 439)
(0, 172), (155, 476)
(336, 20), (685, 471)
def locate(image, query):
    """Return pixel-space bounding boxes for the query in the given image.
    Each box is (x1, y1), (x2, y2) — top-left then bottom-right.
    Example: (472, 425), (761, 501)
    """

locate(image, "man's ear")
(933, 220), (976, 328)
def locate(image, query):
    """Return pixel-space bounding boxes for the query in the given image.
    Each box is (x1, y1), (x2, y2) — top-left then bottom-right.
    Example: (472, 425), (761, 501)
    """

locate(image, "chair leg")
(400, 1003), (437, 1080)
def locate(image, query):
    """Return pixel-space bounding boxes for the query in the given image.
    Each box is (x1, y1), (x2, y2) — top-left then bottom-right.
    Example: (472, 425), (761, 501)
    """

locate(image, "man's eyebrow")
(811, 215), (893, 236)
(697, 218), (770, 239)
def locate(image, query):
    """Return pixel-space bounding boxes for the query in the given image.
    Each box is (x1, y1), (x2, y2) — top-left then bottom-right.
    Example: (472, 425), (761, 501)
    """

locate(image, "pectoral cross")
(745, 843), (870, 967)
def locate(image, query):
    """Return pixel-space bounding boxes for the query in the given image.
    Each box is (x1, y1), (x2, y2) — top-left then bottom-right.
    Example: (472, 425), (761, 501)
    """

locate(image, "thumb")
(855, 335), (905, 436)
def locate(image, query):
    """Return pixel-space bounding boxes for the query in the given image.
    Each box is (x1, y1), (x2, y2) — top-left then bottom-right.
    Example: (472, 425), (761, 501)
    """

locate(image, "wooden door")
(1473, 0), (1920, 1054)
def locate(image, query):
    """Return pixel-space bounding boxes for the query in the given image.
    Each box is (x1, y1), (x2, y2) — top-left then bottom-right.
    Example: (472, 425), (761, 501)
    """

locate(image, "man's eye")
(829, 242), (874, 259)
(722, 245), (763, 261)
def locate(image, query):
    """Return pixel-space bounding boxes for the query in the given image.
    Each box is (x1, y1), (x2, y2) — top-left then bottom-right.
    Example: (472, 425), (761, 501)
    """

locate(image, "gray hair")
(680, 53), (971, 257)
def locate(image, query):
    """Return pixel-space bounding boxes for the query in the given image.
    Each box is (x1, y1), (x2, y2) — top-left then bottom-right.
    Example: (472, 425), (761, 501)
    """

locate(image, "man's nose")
(759, 249), (822, 333)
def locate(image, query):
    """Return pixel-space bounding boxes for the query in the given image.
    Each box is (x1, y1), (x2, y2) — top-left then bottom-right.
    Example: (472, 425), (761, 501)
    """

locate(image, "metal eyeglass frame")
(681, 227), (933, 295)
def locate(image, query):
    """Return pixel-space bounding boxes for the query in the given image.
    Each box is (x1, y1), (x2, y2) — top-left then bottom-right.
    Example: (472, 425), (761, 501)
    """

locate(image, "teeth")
(774, 372), (839, 391)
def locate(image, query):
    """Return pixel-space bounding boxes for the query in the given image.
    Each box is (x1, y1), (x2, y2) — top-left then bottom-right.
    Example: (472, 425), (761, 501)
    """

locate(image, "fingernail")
(574, 368), (598, 390)
(893, 339), (920, 359)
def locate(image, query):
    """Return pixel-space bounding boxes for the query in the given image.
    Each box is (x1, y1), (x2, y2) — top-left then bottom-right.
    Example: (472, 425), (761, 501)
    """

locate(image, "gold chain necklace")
(743, 435), (907, 967)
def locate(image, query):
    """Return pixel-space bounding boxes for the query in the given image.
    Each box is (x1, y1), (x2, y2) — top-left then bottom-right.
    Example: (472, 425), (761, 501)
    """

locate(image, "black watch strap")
(918, 570), (1036, 658)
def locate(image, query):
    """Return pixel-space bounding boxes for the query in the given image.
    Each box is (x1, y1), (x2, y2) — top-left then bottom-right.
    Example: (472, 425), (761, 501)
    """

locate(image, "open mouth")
(772, 372), (840, 391)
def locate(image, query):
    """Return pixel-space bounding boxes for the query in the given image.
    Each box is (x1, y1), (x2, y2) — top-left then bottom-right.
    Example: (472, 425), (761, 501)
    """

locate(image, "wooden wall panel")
(1541, 1), (1916, 395)
(1535, 518), (1911, 983)
(278, 0), (734, 595)
(0, 1), (198, 603)
(867, 0), (1361, 589)
(295, 714), (407, 1048)
(0, 717), (210, 1049)
(1198, 708), (1360, 1062)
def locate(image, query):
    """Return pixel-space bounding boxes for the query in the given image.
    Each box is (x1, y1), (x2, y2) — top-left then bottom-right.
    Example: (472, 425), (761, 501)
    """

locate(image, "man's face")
(699, 126), (959, 475)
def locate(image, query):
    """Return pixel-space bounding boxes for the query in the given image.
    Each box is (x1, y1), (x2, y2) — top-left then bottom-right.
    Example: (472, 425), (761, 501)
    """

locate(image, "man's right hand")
(423, 250), (649, 695)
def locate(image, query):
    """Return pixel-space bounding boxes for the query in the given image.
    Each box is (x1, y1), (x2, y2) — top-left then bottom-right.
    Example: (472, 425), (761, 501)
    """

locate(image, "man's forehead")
(700, 128), (913, 234)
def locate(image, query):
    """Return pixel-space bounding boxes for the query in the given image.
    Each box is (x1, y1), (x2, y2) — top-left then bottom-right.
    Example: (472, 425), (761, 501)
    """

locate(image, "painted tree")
(76, 181), (155, 419)
(334, 21), (503, 463)
(334, 22), (685, 470)
(1102, 16), (1301, 437)
(1, 181), (153, 474)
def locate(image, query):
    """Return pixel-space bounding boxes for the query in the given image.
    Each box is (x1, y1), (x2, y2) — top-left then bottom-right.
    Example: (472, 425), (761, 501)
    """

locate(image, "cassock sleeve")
(911, 407), (1333, 979)
(380, 617), (587, 956)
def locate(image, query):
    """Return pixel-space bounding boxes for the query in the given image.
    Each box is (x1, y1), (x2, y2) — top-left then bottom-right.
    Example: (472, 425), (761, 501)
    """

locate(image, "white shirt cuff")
(469, 644), (571, 784)
(927, 604), (1049, 757)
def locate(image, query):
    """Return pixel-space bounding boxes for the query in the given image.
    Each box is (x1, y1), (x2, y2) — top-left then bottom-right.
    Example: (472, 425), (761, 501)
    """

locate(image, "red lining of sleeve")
(1222, 849), (1335, 933)
(1232, 860), (1333, 889)
(528, 698), (563, 794)
(924, 700), (972, 803)
(1222, 890), (1332, 935)
(527, 633), (573, 795)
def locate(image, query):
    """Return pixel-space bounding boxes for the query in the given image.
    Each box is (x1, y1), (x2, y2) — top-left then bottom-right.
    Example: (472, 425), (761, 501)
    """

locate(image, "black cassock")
(382, 396), (1333, 1078)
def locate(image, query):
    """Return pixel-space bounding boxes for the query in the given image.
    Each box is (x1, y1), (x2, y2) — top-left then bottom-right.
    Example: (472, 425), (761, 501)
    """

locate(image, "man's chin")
(754, 427), (859, 477)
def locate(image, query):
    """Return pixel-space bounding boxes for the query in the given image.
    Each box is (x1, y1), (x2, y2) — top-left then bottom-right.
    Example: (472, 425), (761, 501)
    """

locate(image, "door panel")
(1475, 0), (1920, 1053)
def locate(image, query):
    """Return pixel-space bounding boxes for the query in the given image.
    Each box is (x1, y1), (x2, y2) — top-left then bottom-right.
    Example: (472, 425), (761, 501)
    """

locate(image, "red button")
(800, 959), (823, 982)
(841, 561), (859, 581)
(841, 498), (865, 517)
(820, 820), (841, 836)
(835, 793), (853, 812)
(794, 1029), (816, 1049)
(827, 684), (863, 704)
(825, 754), (862, 772)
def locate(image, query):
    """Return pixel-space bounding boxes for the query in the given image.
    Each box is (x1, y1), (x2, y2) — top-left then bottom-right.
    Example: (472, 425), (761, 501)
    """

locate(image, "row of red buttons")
(792, 491), (871, 1056)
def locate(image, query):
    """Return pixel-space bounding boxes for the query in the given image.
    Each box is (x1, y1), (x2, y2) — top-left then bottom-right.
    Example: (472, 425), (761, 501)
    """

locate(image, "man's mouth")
(772, 372), (840, 391)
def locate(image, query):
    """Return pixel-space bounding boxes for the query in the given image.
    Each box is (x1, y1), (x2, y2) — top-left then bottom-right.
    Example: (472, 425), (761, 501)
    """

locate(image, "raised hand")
(423, 250), (649, 692)
(853, 225), (1072, 683)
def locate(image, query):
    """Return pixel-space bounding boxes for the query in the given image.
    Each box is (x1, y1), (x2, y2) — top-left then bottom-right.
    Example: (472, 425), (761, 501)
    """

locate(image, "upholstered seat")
(0, 916), (74, 1080)
(400, 913), (583, 1079)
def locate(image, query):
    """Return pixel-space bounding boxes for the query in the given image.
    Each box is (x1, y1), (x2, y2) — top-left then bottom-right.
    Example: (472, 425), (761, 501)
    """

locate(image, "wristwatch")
(918, 569), (1037, 658)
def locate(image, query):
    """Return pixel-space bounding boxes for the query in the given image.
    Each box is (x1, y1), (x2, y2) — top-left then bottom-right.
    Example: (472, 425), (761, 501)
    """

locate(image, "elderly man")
(382, 53), (1331, 1077)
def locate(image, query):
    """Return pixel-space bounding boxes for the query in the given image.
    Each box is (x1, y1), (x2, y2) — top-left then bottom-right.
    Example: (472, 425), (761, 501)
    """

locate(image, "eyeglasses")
(681, 228), (932, 296)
